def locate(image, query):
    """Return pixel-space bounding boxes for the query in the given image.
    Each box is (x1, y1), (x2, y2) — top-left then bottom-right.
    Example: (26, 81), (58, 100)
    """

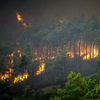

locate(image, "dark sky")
(0, 0), (100, 20)
(0, 0), (100, 26)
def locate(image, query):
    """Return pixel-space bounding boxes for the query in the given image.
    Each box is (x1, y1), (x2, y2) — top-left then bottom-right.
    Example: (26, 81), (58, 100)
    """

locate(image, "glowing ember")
(12, 71), (29, 84)
(16, 49), (23, 58)
(35, 63), (45, 76)
(0, 67), (29, 84)
(66, 41), (99, 60)
(5, 49), (23, 67)
(16, 13), (23, 22)
(16, 12), (28, 28)
(83, 46), (99, 60)
(0, 68), (14, 82)
(66, 51), (74, 58)
(23, 22), (28, 27)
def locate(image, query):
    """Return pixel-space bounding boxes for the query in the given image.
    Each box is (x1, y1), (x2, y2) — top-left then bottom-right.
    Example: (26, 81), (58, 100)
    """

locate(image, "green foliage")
(49, 96), (61, 100)
(49, 72), (100, 100)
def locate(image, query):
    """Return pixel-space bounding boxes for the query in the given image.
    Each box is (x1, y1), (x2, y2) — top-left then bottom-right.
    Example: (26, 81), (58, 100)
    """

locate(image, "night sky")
(0, 0), (100, 24)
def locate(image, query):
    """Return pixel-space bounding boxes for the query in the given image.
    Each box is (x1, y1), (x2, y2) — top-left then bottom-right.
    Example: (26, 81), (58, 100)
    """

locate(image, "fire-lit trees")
(0, 16), (100, 99)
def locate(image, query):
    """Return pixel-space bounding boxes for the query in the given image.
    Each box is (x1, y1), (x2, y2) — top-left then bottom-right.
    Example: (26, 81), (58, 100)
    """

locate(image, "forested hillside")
(0, 17), (100, 100)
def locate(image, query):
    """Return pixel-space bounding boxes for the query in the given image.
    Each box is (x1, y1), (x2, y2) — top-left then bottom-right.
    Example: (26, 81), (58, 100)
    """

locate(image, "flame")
(0, 68), (14, 82)
(0, 67), (29, 84)
(66, 41), (99, 60)
(16, 13), (23, 22)
(12, 71), (29, 84)
(83, 46), (99, 60)
(32, 41), (99, 62)
(16, 12), (28, 28)
(35, 63), (45, 76)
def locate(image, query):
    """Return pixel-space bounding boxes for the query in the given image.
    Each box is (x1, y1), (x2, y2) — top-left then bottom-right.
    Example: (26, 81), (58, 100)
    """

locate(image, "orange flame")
(0, 68), (14, 82)
(83, 46), (99, 60)
(12, 71), (29, 84)
(66, 41), (99, 60)
(16, 13), (23, 22)
(16, 12), (28, 28)
(35, 63), (45, 76)
(0, 67), (29, 84)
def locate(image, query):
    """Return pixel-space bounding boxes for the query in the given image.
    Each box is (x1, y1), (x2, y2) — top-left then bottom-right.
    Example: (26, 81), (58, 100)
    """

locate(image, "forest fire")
(0, 67), (29, 84)
(0, 41), (99, 84)
(83, 46), (99, 60)
(35, 63), (45, 76)
(66, 41), (99, 60)
(32, 41), (99, 62)
(12, 71), (29, 84)
(0, 48), (30, 84)
(0, 68), (14, 82)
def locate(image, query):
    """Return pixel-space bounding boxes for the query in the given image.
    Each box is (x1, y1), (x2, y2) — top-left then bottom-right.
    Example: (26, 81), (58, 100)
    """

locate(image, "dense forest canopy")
(0, 16), (100, 48)
(0, 16), (100, 87)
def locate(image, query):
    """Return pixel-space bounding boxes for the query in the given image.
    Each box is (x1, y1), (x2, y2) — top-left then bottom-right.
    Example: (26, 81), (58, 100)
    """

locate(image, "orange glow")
(16, 13), (23, 22)
(32, 41), (99, 62)
(23, 22), (28, 28)
(35, 63), (45, 76)
(0, 40), (99, 85)
(83, 46), (99, 60)
(5, 49), (23, 67)
(0, 67), (29, 84)
(66, 51), (74, 58)
(12, 71), (29, 84)
(0, 68), (14, 82)
(66, 41), (99, 60)
(16, 12), (28, 28)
